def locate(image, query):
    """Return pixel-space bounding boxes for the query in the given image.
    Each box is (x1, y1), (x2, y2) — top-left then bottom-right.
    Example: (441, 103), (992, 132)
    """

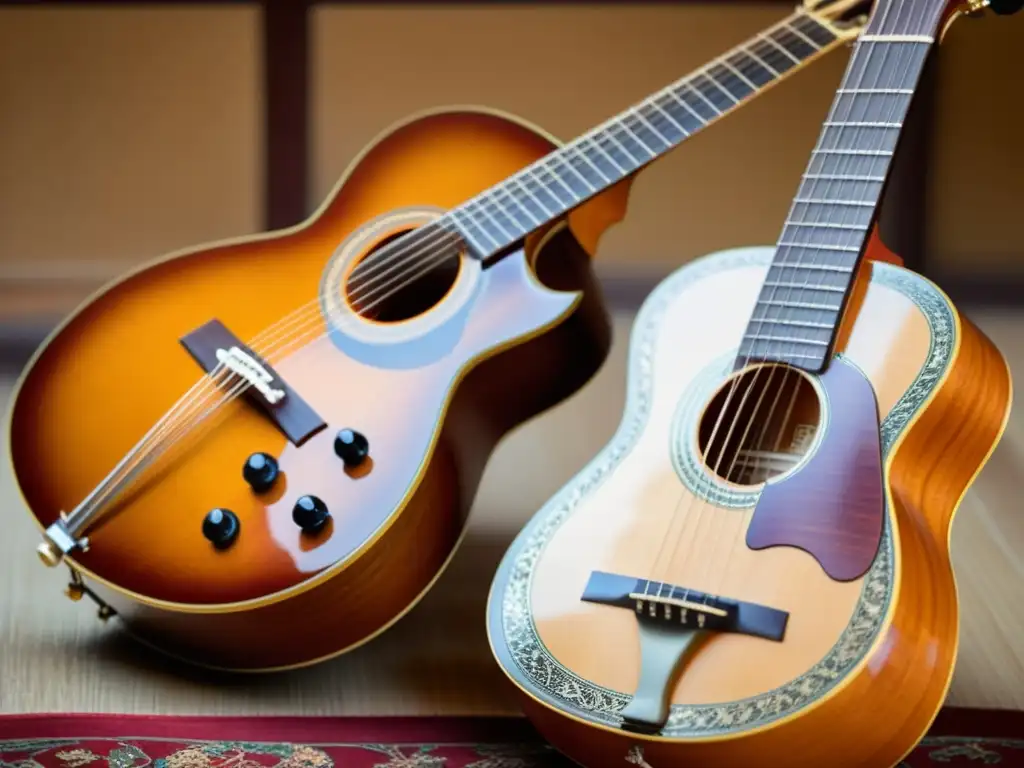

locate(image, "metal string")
(642, 0), (920, 605)
(60, 14), (841, 537)
(706, 2), (931, 598)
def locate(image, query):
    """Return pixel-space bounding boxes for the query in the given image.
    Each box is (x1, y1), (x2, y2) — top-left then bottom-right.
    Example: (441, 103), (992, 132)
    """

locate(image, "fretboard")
(739, 4), (946, 373)
(444, 10), (843, 260)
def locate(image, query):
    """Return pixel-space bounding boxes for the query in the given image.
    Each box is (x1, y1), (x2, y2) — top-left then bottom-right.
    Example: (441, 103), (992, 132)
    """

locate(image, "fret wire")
(758, 298), (842, 311)
(784, 221), (867, 231)
(795, 12), (841, 45)
(771, 261), (852, 272)
(590, 129), (643, 168)
(476, 114), (658, 221)
(823, 121), (902, 128)
(744, 334), (830, 347)
(557, 146), (604, 190)
(516, 167), (573, 214)
(456, 197), (511, 245)
(640, 99), (691, 142)
(763, 281), (845, 293)
(507, 177), (546, 225)
(456, 112), (663, 243)
(629, 107), (673, 149)
(616, 115), (658, 156)
(721, 58), (760, 91)
(451, 12), (842, 257)
(465, 188), (530, 237)
(683, 82), (724, 116)
(512, 170), (563, 212)
(837, 87), (914, 94)
(793, 198), (875, 207)
(752, 317), (835, 330)
(568, 143), (614, 186)
(473, 195), (525, 241)
(462, 177), (531, 230)
(556, 150), (600, 194)
(748, 350), (821, 362)
(745, 44), (783, 76)
(741, 355), (822, 368)
(818, 125), (901, 143)
(520, 176), (558, 220)
(699, 72), (741, 105)
(772, 25), (817, 60)
(749, 38), (799, 72)
(490, 186), (539, 236)
(475, 192), (517, 241)
(601, 124), (646, 166)
(759, 32), (801, 65)
(715, 62), (757, 99)
(786, 22), (823, 52)
(726, 54), (775, 88)
(777, 241), (860, 253)
(811, 148), (893, 157)
(666, 88), (710, 124)
(581, 134), (629, 176)
(740, 24), (941, 371)
(506, 153), (606, 218)
(541, 162), (582, 202)
(620, 111), (665, 154)
(803, 172), (886, 182)
(452, 209), (500, 252)
(647, 99), (689, 136)
(861, 35), (933, 43)
(593, 120), (648, 165)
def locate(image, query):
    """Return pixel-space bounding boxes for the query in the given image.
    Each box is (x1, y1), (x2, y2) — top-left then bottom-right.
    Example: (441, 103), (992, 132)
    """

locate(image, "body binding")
(486, 239), (1012, 767)
(5, 108), (626, 671)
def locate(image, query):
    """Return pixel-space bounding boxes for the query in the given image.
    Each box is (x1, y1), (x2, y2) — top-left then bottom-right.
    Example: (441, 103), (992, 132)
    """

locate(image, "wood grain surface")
(1, 311), (1021, 715)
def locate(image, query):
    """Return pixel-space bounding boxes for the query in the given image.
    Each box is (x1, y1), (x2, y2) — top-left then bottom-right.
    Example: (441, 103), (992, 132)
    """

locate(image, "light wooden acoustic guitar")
(486, 0), (1018, 765)
(6, 0), (868, 672)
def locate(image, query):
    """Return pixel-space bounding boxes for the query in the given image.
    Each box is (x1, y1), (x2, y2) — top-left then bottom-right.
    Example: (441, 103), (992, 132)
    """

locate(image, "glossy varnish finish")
(487, 237), (1012, 767)
(745, 354), (886, 582)
(6, 109), (625, 670)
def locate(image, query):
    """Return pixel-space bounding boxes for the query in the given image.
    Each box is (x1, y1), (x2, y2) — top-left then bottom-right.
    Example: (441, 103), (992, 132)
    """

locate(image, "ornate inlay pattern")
(495, 247), (957, 737)
(667, 351), (759, 509)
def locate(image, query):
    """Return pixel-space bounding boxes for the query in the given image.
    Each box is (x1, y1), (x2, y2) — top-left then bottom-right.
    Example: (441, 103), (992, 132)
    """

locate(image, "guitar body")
(486, 239), (1011, 767)
(5, 108), (623, 671)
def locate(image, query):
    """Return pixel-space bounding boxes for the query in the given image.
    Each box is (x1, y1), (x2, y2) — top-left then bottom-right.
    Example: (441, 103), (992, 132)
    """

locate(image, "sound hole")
(345, 227), (461, 323)
(697, 364), (821, 487)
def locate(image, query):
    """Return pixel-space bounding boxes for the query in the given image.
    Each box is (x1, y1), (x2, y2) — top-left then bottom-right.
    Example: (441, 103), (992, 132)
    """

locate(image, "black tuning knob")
(202, 508), (240, 549)
(292, 494), (330, 533)
(243, 452), (280, 493)
(334, 428), (369, 467)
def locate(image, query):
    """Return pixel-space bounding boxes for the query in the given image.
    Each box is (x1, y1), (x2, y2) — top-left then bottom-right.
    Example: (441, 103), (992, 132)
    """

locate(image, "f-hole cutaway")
(697, 364), (821, 487)
(344, 227), (463, 324)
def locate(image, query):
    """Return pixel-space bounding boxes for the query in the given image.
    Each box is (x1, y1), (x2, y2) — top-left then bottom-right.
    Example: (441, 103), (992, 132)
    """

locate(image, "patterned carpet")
(1, 710), (1022, 767)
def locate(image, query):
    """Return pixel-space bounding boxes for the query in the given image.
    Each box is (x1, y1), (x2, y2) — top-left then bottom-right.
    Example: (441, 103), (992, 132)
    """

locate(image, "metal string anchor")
(37, 512), (88, 567)
(215, 346), (287, 405)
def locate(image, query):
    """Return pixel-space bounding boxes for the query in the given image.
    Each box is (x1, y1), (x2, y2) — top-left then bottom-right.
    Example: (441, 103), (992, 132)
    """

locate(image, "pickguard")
(746, 356), (885, 582)
(487, 246), (958, 738)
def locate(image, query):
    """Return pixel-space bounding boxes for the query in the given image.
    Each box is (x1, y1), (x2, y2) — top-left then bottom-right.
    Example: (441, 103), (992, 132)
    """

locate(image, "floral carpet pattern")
(0, 710), (1021, 767)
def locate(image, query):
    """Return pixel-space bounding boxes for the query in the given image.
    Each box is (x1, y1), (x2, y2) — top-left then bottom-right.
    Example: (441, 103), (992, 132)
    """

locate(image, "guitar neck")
(740, 0), (953, 374)
(447, 9), (850, 260)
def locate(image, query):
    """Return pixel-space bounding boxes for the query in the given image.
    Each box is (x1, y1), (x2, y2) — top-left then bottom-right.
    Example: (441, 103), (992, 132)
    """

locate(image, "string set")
(641, 0), (929, 606)
(63, 10), (836, 536)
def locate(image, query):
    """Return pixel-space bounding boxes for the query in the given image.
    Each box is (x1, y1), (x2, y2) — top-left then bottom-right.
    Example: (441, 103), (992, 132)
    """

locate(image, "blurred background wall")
(0, 2), (1022, 715)
(1, 1), (1022, 340)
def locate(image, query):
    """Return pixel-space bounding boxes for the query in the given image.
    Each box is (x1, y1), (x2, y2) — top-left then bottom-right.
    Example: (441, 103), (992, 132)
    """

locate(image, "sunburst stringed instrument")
(486, 0), (1018, 766)
(5, 1), (868, 672)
